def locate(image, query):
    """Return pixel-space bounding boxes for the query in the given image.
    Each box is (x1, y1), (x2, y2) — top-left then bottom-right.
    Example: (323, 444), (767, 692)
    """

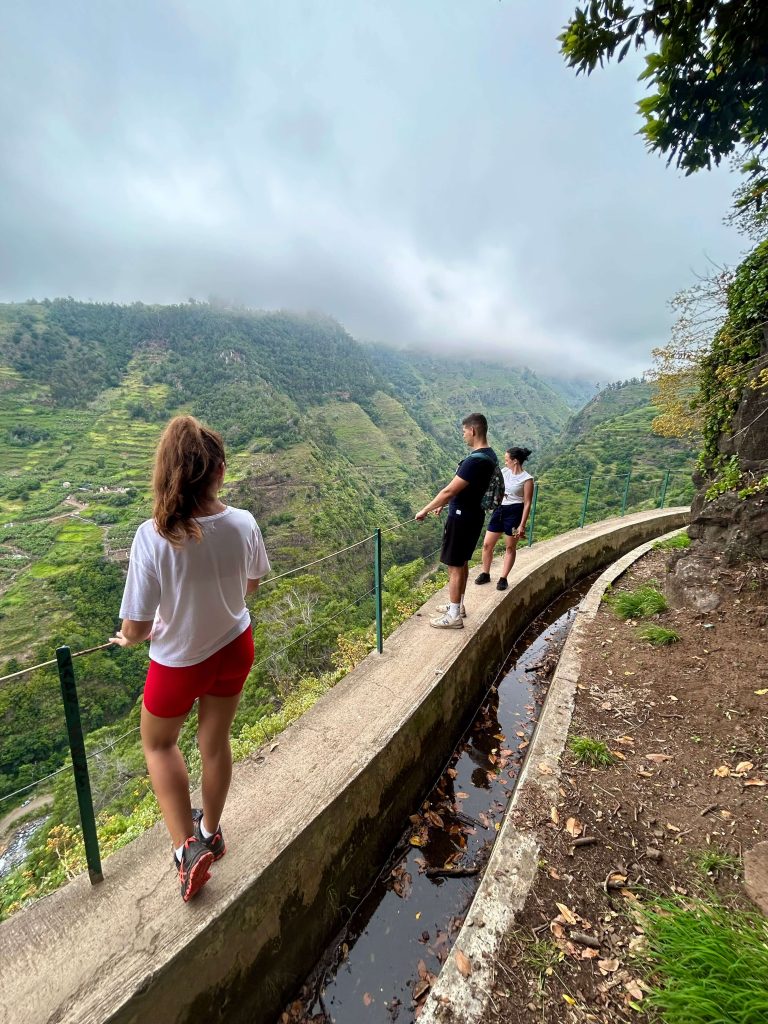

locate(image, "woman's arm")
(109, 618), (154, 647)
(515, 479), (535, 539)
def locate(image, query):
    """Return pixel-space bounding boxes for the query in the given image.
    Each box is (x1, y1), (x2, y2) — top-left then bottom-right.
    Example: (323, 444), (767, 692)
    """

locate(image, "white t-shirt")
(501, 468), (534, 505)
(119, 506), (271, 667)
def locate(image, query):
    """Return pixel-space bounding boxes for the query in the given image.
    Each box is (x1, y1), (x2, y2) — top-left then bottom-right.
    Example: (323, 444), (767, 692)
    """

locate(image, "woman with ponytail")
(110, 416), (270, 901)
(474, 446), (534, 594)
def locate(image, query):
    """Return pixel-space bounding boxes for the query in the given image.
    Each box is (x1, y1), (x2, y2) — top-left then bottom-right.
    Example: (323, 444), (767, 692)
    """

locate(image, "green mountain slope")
(534, 380), (696, 538)
(367, 346), (576, 462)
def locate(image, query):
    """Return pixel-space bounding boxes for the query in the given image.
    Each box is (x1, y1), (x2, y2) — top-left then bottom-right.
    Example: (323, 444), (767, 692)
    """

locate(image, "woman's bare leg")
(500, 536), (519, 579)
(482, 531), (502, 574)
(140, 704), (193, 849)
(197, 692), (242, 834)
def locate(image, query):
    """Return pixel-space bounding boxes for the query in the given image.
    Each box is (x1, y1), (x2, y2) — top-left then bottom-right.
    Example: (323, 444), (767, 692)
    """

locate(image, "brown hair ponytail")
(152, 416), (226, 546)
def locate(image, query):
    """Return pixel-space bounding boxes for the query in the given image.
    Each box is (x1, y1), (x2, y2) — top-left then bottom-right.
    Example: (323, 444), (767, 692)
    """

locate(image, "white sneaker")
(430, 613), (464, 629)
(436, 604), (467, 618)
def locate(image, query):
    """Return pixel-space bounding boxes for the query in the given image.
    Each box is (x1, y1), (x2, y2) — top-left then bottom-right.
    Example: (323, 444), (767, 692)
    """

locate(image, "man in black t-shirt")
(416, 412), (498, 629)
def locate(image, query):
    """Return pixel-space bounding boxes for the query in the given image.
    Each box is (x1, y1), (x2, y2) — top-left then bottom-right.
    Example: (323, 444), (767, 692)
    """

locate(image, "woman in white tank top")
(474, 446), (534, 594)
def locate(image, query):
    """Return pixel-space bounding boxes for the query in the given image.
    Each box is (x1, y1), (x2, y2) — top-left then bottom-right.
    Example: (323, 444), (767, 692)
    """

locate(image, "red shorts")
(143, 626), (255, 718)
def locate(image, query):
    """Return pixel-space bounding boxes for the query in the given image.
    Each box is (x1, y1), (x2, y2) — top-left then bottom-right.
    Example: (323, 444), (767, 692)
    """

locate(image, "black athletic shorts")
(487, 502), (524, 536)
(440, 509), (485, 567)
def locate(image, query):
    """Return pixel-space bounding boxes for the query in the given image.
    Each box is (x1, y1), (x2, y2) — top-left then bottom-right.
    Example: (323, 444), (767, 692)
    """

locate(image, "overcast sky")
(0, 1), (746, 380)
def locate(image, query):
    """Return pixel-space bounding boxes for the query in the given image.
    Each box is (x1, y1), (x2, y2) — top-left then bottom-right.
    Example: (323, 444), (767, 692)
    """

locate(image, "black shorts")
(440, 509), (485, 567)
(487, 503), (524, 536)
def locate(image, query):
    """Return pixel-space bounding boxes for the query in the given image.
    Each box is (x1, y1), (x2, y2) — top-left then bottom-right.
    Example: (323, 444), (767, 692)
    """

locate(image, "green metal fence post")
(56, 646), (103, 884)
(659, 470), (671, 509)
(579, 474), (592, 529)
(620, 469), (632, 517)
(374, 528), (383, 654)
(526, 482), (539, 547)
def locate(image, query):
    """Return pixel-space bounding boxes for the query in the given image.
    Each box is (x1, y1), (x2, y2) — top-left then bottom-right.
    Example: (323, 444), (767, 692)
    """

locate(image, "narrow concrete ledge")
(419, 526), (687, 1024)
(0, 510), (688, 1024)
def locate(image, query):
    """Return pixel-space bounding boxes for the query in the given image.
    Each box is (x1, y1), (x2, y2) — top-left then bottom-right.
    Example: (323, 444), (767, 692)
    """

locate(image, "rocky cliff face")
(668, 329), (768, 610)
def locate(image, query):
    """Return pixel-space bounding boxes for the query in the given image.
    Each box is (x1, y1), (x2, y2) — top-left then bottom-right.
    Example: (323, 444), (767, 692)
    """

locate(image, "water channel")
(279, 575), (597, 1024)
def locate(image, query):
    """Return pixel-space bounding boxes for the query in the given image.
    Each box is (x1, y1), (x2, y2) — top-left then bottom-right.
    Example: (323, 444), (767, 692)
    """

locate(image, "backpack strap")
(466, 450), (498, 465)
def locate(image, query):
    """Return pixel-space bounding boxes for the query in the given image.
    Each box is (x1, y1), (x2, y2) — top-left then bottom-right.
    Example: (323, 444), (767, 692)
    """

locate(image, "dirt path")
(484, 547), (768, 1022)
(0, 794), (53, 840)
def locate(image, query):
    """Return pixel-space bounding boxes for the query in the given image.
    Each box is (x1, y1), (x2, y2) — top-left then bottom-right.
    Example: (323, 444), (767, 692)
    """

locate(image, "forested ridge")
(0, 300), (694, 916)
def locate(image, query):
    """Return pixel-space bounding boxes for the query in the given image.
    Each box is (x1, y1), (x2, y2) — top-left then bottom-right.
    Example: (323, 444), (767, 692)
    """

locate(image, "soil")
(483, 547), (768, 1023)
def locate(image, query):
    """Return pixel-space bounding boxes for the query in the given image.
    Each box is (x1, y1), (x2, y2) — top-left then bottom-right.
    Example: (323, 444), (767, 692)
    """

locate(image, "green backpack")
(467, 451), (505, 513)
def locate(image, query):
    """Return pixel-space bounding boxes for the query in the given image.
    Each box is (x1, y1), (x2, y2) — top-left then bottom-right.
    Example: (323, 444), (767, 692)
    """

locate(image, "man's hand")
(108, 630), (132, 647)
(415, 507), (430, 522)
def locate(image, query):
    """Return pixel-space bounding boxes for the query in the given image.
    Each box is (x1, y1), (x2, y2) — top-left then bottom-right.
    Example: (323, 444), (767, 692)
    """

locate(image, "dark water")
(281, 578), (595, 1024)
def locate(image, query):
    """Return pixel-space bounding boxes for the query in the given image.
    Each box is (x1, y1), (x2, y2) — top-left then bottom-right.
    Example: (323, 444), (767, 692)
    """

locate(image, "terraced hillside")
(533, 380), (696, 538)
(367, 346), (585, 461)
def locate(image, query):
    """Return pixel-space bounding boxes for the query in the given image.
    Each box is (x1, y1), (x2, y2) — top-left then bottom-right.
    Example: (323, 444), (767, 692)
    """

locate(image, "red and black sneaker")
(174, 836), (214, 902)
(192, 807), (226, 861)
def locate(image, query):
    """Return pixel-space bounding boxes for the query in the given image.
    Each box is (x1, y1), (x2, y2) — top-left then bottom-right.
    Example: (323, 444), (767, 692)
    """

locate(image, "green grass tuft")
(641, 896), (768, 1024)
(654, 532), (692, 550)
(691, 848), (742, 878)
(569, 735), (614, 767)
(608, 585), (668, 620)
(638, 625), (681, 647)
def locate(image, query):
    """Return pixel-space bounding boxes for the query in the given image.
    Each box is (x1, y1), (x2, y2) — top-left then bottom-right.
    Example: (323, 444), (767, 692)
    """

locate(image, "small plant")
(569, 735), (614, 767)
(638, 625), (681, 647)
(654, 532), (691, 550)
(640, 895), (768, 1024)
(608, 585), (668, 620)
(521, 939), (563, 978)
(692, 848), (742, 878)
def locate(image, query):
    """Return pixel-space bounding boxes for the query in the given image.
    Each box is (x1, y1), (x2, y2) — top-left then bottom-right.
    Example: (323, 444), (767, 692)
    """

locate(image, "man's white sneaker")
(429, 613), (464, 629)
(435, 604), (467, 618)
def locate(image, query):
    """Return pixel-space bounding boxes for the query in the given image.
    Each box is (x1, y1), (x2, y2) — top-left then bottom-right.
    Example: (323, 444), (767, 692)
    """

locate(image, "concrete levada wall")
(0, 509), (688, 1024)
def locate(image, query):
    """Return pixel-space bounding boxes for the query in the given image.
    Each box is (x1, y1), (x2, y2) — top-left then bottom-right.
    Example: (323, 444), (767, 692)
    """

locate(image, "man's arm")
(246, 577), (261, 595)
(109, 618), (154, 647)
(415, 476), (469, 521)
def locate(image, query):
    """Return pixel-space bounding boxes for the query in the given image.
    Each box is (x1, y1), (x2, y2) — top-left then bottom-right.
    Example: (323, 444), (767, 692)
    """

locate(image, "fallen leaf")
(538, 762), (554, 776)
(363, 993), (373, 1006)
(550, 807), (560, 825)
(417, 959), (428, 981)
(755, 689), (768, 696)
(616, 735), (635, 745)
(415, 912), (422, 919)
(455, 949), (472, 978)
(637, 769), (653, 778)
(598, 958), (620, 973)
(625, 980), (644, 1001)
(720, 809), (735, 820)
(550, 921), (566, 939)
(713, 765), (731, 778)
(555, 902), (578, 925)
(666, 823), (680, 832)
(565, 817), (583, 838)
(611, 750), (627, 760)
(646, 753), (673, 764)
(562, 994), (577, 1006)
(734, 761), (754, 775)
(447, 768), (457, 778)
(745, 779), (767, 787)
(412, 979), (430, 1001)
(456, 792), (469, 799)
(410, 836), (425, 847)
